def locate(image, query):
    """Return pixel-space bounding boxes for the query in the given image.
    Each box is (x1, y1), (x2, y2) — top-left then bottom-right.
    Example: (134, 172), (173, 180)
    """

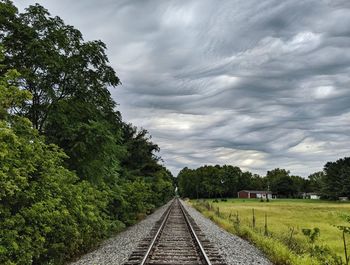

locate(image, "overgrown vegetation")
(0, 1), (174, 264)
(193, 199), (349, 265)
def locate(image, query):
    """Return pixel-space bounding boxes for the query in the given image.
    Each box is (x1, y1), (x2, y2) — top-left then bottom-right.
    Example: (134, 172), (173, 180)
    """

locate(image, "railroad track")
(124, 198), (226, 265)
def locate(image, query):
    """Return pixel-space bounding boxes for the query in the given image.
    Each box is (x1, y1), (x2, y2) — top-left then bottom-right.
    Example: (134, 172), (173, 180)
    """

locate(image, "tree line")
(0, 1), (174, 264)
(178, 157), (350, 200)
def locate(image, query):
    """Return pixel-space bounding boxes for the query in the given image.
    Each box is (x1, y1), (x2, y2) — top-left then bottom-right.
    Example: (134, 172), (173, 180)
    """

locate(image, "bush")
(0, 113), (124, 264)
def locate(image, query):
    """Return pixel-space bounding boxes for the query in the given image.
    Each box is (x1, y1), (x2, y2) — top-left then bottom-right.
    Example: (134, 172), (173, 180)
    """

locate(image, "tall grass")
(192, 199), (344, 265)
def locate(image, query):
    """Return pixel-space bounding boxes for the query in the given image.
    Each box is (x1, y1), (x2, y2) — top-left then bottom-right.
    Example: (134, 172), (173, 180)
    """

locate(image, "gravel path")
(182, 200), (272, 265)
(68, 201), (171, 265)
(69, 199), (272, 265)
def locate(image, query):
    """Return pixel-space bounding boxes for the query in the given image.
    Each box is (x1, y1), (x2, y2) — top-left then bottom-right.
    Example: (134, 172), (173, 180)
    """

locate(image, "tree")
(221, 165), (242, 197)
(0, 1), (125, 184)
(44, 97), (124, 183)
(266, 168), (299, 197)
(308, 171), (324, 193)
(0, 51), (124, 264)
(178, 167), (196, 198)
(0, 1), (120, 132)
(120, 123), (161, 179)
(149, 166), (175, 206)
(322, 157), (350, 199)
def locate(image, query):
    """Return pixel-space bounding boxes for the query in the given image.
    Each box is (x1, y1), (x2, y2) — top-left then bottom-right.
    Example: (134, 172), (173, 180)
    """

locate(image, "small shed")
(303, 192), (320, 200)
(238, 190), (273, 199)
(310, 194), (320, 200)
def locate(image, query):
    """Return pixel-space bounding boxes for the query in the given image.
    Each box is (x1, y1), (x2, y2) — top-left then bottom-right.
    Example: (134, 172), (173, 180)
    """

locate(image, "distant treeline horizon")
(177, 156), (350, 200)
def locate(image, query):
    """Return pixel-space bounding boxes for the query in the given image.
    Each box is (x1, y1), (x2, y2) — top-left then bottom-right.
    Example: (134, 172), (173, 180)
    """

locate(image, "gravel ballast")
(181, 200), (272, 265)
(69, 199), (272, 265)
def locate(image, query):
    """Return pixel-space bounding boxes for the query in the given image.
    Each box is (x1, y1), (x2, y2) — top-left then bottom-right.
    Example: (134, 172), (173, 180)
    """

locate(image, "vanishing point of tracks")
(125, 198), (226, 265)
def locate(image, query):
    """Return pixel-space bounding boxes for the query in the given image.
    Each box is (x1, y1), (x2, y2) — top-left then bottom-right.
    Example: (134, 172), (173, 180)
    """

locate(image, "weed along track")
(124, 198), (226, 265)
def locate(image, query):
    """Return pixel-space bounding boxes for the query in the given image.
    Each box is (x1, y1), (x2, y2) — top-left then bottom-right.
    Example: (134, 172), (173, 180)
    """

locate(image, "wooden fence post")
(252, 208), (256, 229)
(343, 230), (349, 265)
(288, 227), (295, 247)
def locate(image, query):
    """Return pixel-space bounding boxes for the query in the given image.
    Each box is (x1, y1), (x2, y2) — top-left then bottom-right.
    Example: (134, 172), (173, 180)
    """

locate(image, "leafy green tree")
(178, 167), (190, 197)
(250, 174), (265, 191)
(291, 175), (309, 195)
(150, 166), (175, 206)
(0, 54), (123, 264)
(274, 175), (296, 197)
(322, 157), (350, 199)
(45, 97), (124, 183)
(0, 1), (120, 132)
(0, 0), (125, 185)
(118, 179), (154, 225)
(308, 171), (324, 193)
(120, 123), (174, 197)
(266, 168), (299, 197)
(120, 123), (161, 178)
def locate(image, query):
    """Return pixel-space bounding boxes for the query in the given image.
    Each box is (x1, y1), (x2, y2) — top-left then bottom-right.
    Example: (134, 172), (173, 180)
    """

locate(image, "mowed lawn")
(198, 199), (350, 259)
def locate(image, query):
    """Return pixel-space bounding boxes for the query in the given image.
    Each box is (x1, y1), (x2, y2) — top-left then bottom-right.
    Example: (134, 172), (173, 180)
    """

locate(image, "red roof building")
(238, 190), (273, 199)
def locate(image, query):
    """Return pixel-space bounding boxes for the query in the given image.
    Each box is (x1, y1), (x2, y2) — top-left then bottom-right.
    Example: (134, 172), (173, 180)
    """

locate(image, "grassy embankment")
(191, 198), (350, 265)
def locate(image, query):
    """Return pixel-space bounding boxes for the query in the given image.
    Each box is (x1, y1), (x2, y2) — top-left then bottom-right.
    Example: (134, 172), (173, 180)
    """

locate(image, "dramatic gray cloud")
(14, 0), (350, 176)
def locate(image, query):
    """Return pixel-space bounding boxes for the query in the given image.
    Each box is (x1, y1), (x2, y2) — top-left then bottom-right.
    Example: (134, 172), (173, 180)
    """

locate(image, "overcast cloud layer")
(15, 0), (350, 176)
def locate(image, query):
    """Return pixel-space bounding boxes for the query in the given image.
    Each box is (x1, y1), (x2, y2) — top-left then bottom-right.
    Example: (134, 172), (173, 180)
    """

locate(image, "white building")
(303, 192), (320, 199)
(238, 190), (274, 199)
(310, 194), (320, 199)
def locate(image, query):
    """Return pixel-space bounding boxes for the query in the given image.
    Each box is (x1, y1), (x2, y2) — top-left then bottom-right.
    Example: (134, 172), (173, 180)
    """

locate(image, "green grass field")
(191, 198), (350, 265)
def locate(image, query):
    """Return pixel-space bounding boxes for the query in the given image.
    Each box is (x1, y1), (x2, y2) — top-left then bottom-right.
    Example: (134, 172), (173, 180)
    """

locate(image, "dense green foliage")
(321, 157), (350, 199)
(266, 168), (309, 197)
(0, 1), (120, 133)
(178, 160), (350, 199)
(177, 165), (309, 199)
(0, 1), (174, 264)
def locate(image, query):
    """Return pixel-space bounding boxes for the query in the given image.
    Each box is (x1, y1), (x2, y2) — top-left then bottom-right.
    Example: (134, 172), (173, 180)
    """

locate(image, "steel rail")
(139, 198), (212, 265)
(139, 199), (174, 265)
(179, 199), (213, 265)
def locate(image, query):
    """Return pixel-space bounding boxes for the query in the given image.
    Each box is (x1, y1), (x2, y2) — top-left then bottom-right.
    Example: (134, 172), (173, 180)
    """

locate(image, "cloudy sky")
(14, 0), (350, 177)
